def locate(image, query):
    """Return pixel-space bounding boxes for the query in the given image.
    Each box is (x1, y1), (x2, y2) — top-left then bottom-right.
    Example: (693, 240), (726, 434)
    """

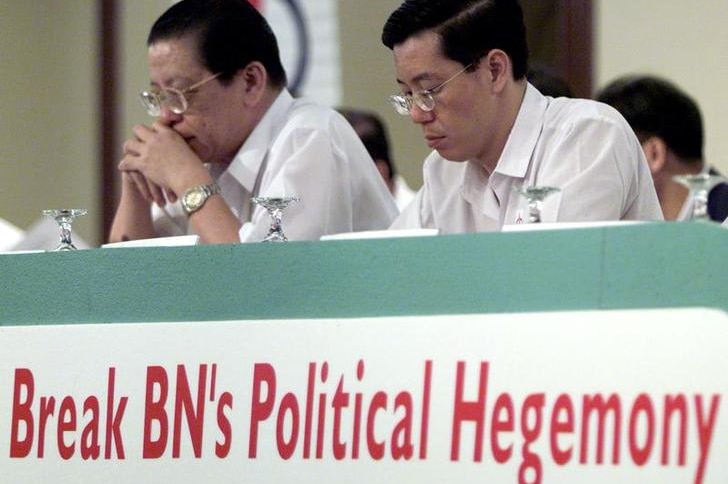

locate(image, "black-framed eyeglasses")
(388, 63), (473, 116)
(139, 72), (221, 116)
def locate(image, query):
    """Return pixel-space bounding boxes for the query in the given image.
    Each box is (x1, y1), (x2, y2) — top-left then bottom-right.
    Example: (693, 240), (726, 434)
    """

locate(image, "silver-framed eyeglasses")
(139, 72), (221, 116)
(389, 63), (473, 115)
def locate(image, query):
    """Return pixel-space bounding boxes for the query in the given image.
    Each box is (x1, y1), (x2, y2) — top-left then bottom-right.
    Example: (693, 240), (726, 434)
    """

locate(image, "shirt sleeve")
(151, 201), (189, 237)
(535, 111), (662, 222)
(237, 121), (400, 241)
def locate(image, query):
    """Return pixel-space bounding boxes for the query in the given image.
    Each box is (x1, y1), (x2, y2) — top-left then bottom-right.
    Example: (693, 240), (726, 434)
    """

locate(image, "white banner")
(1, 308), (727, 484)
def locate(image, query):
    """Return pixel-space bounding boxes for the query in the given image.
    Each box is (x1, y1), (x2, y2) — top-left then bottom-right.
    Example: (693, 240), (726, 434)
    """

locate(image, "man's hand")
(123, 170), (168, 207)
(119, 121), (210, 201)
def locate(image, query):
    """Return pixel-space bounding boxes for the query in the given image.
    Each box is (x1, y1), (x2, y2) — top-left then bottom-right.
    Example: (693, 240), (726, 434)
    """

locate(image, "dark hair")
(527, 65), (572, 98)
(148, 0), (286, 87)
(337, 108), (395, 178)
(596, 76), (703, 162)
(381, 0), (529, 79)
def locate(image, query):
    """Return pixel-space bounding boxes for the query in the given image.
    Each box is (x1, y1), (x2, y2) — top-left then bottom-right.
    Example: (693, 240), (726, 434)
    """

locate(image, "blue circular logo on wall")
(281, 0), (309, 93)
(259, 0), (310, 95)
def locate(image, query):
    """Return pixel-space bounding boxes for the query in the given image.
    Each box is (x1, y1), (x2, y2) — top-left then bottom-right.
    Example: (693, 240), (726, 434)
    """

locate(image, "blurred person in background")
(597, 75), (728, 222)
(337, 108), (415, 211)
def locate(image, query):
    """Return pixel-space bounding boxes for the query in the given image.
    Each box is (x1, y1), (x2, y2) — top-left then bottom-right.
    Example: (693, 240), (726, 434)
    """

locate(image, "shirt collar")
(459, 83), (547, 219)
(492, 82), (548, 178)
(225, 89), (294, 191)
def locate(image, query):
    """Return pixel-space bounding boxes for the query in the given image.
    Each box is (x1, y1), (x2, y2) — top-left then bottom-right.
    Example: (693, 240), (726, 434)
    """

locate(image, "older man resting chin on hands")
(109, 0), (396, 245)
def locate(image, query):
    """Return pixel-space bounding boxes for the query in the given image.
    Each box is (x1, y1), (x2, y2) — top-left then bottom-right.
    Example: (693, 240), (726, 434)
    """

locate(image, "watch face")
(183, 187), (205, 212)
(182, 183), (219, 214)
(186, 189), (204, 207)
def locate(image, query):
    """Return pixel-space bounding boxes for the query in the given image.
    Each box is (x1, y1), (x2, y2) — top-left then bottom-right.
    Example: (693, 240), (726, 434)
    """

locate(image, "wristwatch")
(181, 181), (221, 216)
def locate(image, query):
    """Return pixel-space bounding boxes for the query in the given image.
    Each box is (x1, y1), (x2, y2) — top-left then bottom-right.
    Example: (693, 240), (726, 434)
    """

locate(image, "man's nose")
(409, 104), (435, 124)
(159, 105), (183, 125)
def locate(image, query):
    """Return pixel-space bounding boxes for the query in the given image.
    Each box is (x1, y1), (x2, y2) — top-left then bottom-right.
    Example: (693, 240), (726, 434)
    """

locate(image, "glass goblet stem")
(693, 188), (710, 221)
(252, 196), (299, 242)
(528, 199), (544, 223)
(59, 219), (74, 249)
(42, 208), (87, 251)
(673, 173), (727, 222)
(268, 207), (284, 238)
(514, 186), (561, 224)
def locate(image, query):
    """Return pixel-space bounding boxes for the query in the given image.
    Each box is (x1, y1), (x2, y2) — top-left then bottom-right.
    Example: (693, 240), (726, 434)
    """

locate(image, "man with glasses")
(109, 0), (396, 244)
(382, 0), (662, 232)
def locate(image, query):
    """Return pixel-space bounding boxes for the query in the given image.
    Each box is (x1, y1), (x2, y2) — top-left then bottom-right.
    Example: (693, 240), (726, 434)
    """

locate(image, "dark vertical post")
(99, 0), (119, 242)
(557, 0), (593, 98)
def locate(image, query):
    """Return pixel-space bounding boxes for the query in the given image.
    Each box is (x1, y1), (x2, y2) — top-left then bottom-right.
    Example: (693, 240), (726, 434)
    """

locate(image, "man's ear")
(237, 61), (269, 106)
(485, 49), (511, 93)
(641, 136), (668, 175)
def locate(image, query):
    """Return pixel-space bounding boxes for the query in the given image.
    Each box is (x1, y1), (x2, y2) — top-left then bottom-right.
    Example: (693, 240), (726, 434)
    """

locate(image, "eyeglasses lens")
(389, 95), (410, 115)
(417, 93), (435, 111)
(139, 91), (161, 116)
(139, 90), (188, 116)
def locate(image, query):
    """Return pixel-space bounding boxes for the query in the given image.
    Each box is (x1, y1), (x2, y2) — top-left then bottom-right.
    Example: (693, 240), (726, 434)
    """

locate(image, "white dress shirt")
(393, 174), (416, 211)
(0, 217), (24, 251)
(392, 84), (663, 233)
(154, 89), (398, 241)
